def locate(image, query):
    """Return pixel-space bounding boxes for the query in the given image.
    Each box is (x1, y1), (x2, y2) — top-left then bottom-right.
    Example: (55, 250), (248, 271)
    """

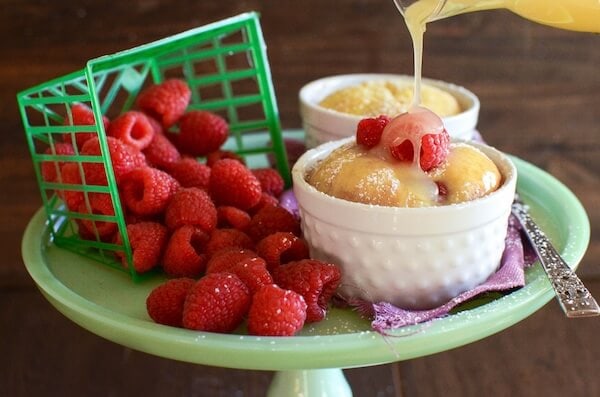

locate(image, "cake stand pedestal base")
(268, 368), (352, 397)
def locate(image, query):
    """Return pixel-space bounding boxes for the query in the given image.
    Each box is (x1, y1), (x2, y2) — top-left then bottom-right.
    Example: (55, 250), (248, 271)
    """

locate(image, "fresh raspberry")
(356, 115), (390, 148)
(247, 284), (307, 336)
(124, 212), (162, 226)
(227, 257), (272, 295)
(80, 136), (146, 185)
(162, 225), (209, 278)
(63, 103), (110, 149)
(136, 79), (191, 128)
(164, 187), (217, 233)
(41, 142), (75, 183)
(120, 166), (179, 216)
(57, 162), (84, 210)
(182, 273), (250, 333)
(381, 111), (450, 171)
(245, 204), (301, 242)
(252, 168), (284, 197)
(164, 131), (181, 147)
(205, 248), (259, 274)
(146, 116), (163, 135)
(389, 130), (450, 171)
(256, 232), (310, 272)
(209, 159), (262, 210)
(272, 259), (341, 323)
(217, 206), (251, 230)
(177, 111), (229, 157)
(146, 278), (196, 327)
(77, 193), (118, 240)
(143, 130), (181, 170)
(168, 157), (211, 189)
(107, 111), (155, 150)
(204, 228), (254, 259)
(77, 219), (115, 242)
(206, 150), (245, 167)
(117, 221), (168, 273)
(249, 193), (280, 215)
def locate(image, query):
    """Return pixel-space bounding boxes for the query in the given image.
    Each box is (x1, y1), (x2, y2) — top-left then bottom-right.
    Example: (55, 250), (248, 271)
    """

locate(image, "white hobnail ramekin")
(299, 73), (480, 148)
(292, 138), (517, 309)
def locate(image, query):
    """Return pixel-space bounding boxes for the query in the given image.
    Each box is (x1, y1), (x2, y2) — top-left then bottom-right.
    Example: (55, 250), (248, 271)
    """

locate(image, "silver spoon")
(511, 195), (600, 318)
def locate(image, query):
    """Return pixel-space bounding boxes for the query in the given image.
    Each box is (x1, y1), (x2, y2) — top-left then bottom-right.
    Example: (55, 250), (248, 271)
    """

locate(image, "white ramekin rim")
(292, 137), (517, 236)
(299, 73), (480, 131)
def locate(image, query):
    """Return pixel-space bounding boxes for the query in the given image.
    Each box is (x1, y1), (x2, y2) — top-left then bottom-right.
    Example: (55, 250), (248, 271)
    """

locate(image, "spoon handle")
(512, 200), (600, 318)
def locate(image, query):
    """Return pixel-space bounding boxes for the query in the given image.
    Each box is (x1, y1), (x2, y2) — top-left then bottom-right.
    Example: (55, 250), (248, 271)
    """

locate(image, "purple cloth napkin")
(280, 189), (536, 332)
(279, 189), (301, 220)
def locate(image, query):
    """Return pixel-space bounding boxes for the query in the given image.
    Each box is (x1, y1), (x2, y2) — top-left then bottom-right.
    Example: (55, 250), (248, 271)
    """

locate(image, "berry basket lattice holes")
(18, 12), (289, 281)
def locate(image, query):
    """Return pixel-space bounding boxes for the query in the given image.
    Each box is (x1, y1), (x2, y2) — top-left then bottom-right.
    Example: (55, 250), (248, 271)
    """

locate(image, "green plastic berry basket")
(17, 12), (289, 281)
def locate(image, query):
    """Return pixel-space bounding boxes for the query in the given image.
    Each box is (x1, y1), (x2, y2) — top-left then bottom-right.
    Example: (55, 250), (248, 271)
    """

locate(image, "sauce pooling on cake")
(307, 108), (502, 207)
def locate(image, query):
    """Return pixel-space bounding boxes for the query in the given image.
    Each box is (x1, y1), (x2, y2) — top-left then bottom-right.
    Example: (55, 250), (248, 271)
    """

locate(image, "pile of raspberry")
(43, 79), (341, 337)
(356, 113), (450, 172)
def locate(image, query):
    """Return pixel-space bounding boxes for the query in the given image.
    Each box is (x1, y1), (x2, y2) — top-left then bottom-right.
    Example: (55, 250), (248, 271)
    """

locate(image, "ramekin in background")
(299, 74), (480, 148)
(292, 138), (517, 309)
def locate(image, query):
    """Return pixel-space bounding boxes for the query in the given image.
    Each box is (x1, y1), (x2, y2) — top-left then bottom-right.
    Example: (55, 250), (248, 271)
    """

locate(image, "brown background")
(2, 1), (599, 396)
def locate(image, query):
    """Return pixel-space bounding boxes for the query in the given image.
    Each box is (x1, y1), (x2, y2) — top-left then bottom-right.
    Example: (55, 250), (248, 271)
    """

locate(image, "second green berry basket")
(17, 12), (289, 281)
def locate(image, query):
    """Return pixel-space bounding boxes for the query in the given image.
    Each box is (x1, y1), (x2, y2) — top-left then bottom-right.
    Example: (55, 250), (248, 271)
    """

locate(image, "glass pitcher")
(394, 0), (600, 33)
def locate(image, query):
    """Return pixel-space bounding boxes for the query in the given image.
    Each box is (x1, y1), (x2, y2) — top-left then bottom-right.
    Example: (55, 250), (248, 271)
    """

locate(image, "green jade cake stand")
(22, 144), (590, 396)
